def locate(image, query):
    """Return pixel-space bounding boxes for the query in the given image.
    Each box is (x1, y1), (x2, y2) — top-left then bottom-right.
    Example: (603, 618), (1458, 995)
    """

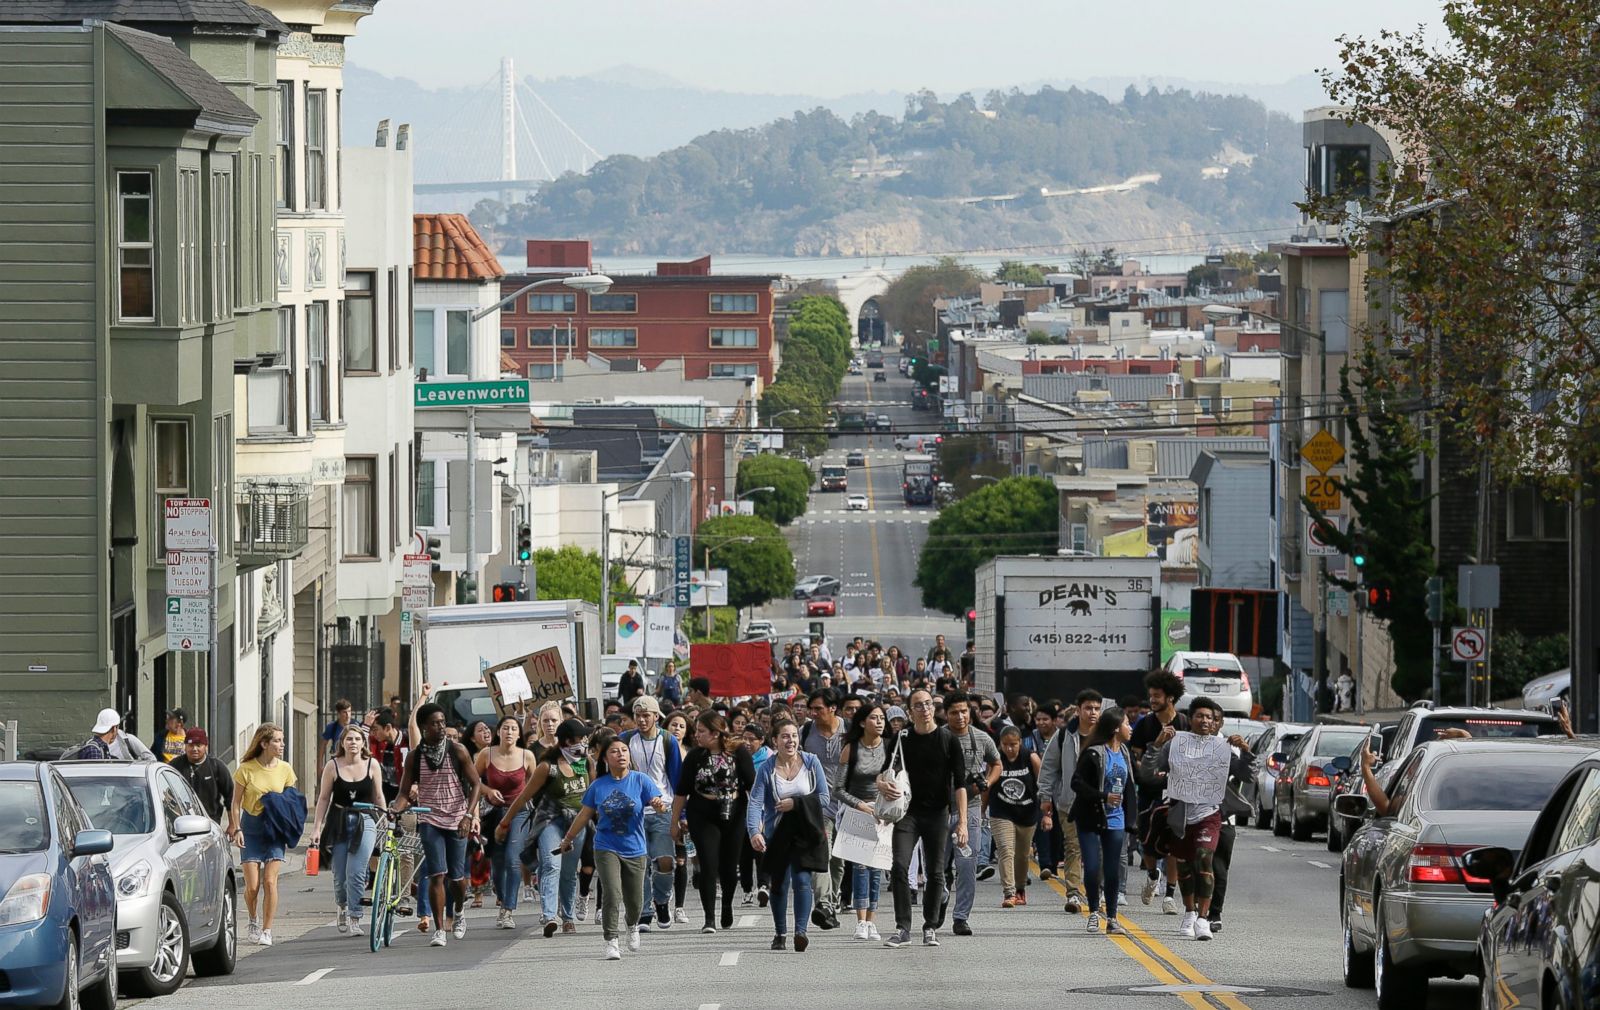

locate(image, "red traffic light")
(1365, 587), (1392, 608)
(966, 609), (977, 621)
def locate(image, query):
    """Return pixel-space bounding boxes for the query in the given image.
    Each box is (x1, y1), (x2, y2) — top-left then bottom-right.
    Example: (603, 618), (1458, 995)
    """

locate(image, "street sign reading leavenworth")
(414, 380), (531, 408)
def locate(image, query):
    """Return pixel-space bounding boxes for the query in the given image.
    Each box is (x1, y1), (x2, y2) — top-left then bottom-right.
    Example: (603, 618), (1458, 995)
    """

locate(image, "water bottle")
(956, 840), (973, 859)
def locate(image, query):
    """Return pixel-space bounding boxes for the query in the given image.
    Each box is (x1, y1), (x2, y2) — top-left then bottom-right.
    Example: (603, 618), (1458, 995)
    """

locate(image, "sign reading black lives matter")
(1001, 559), (1160, 672)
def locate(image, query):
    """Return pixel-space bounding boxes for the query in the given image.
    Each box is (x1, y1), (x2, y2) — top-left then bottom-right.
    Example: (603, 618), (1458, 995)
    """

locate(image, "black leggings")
(687, 813), (741, 926)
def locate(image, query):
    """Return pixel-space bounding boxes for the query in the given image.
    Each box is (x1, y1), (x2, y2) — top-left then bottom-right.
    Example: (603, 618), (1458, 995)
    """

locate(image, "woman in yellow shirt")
(227, 724), (296, 946)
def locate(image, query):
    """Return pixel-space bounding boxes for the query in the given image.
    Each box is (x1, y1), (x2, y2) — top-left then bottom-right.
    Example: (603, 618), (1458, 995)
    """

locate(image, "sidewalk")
(234, 846), (336, 959)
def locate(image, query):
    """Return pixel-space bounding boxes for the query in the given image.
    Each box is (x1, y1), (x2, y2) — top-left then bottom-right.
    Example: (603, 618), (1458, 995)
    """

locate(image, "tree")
(759, 380), (828, 457)
(531, 544), (629, 615)
(695, 514), (793, 610)
(880, 256), (988, 344)
(1304, 348), (1436, 700)
(736, 454), (812, 525)
(915, 477), (1058, 616)
(995, 261), (1055, 286)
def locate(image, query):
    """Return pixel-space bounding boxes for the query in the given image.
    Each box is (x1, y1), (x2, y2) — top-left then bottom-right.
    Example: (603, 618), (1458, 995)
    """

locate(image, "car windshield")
(63, 775), (154, 835)
(1419, 715), (1556, 739)
(0, 781), (48, 853)
(436, 687), (497, 729)
(1312, 730), (1372, 760)
(1420, 753), (1583, 811)
(1182, 657), (1243, 677)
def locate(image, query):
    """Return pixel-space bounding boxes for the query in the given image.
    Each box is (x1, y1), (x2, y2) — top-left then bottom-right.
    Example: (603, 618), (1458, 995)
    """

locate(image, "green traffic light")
(1353, 552), (1366, 567)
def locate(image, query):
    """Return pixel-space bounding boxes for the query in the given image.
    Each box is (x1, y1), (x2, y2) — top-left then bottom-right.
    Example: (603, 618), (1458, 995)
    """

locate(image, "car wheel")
(1273, 794), (1290, 837)
(1291, 801), (1313, 842)
(1254, 795), (1271, 830)
(192, 877), (236, 977)
(79, 935), (115, 1010)
(124, 892), (188, 998)
(1374, 895), (1428, 1010)
(1327, 820), (1344, 853)
(1342, 901), (1374, 989)
(49, 932), (80, 1010)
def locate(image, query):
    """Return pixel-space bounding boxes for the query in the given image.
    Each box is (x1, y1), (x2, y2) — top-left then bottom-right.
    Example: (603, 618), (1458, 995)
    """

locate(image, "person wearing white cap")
(73, 708), (157, 761)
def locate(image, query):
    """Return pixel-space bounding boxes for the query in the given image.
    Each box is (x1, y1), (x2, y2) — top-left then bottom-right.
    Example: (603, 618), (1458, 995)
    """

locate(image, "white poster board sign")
(1164, 732), (1231, 806)
(834, 807), (893, 871)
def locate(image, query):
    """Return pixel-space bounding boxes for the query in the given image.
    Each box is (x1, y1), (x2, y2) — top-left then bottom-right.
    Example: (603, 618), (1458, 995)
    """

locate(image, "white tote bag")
(874, 730), (912, 823)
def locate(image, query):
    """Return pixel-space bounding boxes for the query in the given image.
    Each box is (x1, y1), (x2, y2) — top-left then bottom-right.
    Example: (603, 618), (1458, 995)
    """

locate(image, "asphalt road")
(130, 818), (1481, 1010)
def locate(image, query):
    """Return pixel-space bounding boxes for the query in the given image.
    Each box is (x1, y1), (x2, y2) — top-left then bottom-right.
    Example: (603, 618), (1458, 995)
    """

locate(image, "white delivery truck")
(413, 599), (604, 727)
(973, 556), (1161, 703)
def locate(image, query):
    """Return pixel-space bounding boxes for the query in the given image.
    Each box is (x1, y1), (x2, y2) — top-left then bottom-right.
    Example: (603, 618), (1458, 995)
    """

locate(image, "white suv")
(1166, 650), (1253, 717)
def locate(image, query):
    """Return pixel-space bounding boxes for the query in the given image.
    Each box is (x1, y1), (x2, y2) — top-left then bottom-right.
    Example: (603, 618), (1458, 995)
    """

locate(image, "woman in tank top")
(988, 726), (1041, 908)
(475, 715), (536, 930)
(310, 724), (385, 936)
(497, 717), (592, 936)
(837, 703), (889, 941)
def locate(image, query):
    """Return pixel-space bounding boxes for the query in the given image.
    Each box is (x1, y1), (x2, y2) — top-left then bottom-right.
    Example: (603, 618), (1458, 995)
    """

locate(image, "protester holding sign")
(836, 703), (891, 940)
(1157, 697), (1231, 941)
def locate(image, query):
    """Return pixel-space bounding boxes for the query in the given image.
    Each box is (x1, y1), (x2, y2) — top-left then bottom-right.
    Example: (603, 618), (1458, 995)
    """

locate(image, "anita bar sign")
(414, 380), (531, 408)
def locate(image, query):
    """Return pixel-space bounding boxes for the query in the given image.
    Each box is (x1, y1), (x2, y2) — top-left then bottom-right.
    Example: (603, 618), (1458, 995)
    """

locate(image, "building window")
(589, 292), (636, 313)
(447, 309), (471, 375)
(342, 456), (377, 558)
(588, 327), (637, 348)
(275, 81), (293, 209)
(154, 418), (189, 547)
(335, 89), (342, 210)
(527, 292), (574, 313)
(500, 327), (517, 348)
(416, 459), (436, 526)
(1507, 486), (1568, 541)
(387, 267), (399, 372)
(527, 363), (564, 380)
(709, 363), (758, 378)
(213, 415), (232, 551)
(389, 448), (399, 549)
(116, 171), (155, 321)
(237, 571), (255, 655)
(248, 307), (294, 433)
(710, 328), (759, 348)
(305, 89), (327, 210)
(710, 293), (758, 313)
(1322, 144), (1371, 199)
(528, 326), (575, 347)
(1319, 289), (1350, 354)
(342, 271), (376, 372)
(307, 301), (329, 422)
(413, 308), (434, 375)
(211, 170), (232, 319)
(178, 169), (201, 324)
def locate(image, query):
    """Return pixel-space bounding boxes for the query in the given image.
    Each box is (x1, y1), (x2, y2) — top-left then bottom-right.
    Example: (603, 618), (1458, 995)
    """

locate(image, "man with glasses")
(800, 689), (846, 929)
(881, 688), (968, 949)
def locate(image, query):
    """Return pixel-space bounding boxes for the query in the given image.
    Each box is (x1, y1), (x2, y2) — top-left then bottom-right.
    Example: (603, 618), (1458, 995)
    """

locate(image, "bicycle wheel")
(368, 847), (391, 954)
(379, 845), (399, 948)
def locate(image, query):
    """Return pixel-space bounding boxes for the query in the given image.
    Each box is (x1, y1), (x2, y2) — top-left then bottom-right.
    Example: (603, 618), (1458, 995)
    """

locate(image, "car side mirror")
(1461, 846), (1516, 904)
(72, 828), (114, 857)
(172, 814), (213, 838)
(1328, 756), (1352, 774)
(1333, 794), (1370, 819)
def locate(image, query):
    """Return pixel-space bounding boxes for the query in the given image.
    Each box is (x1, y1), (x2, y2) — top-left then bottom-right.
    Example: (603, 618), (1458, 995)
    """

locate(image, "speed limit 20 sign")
(1304, 474), (1342, 512)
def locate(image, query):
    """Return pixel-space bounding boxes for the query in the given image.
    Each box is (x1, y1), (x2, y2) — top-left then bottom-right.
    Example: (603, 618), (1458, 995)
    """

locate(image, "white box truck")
(413, 599), (603, 727)
(974, 556), (1162, 703)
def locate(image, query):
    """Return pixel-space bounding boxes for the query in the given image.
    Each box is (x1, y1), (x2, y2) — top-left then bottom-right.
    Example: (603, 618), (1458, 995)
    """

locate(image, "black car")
(873, 371), (887, 383)
(1467, 746), (1600, 1010)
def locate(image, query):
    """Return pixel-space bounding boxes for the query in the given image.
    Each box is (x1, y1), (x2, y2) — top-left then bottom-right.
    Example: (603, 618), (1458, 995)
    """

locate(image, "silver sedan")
(58, 760), (237, 997)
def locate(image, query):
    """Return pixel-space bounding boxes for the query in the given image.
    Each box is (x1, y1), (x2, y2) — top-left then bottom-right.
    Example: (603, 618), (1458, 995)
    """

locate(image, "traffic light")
(1363, 586), (1392, 610)
(427, 535), (442, 572)
(1349, 531), (1369, 572)
(1425, 575), (1444, 623)
(966, 608), (977, 639)
(517, 525), (532, 564)
(492, 582), (520, 603)
(456, 574), (478, 605)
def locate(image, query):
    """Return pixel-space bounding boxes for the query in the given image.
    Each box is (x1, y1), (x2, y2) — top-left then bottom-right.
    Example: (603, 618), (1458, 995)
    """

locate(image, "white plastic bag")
(875, 730), (912, 822)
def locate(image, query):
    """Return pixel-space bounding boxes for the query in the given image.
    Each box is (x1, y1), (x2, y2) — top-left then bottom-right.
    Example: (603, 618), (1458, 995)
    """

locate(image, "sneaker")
(627, 927), (641, 952)
(562, 920), (576, 934)
(1192, 917), (1212, 941)
(655, 903), (671, 928)
(247, 920), (261, 944)
(1065, 893), (1083, 914)
(854, 920), (870, 940)
(866, 923), (882, 942)
(576, 896), (588, 921)
(494, 908), (509, 930)
(1180, 910), (1198, 938)
(1207, 917), (1223, 934)
(429, 929), (447, 947)
(258, 929), (273, 947)
(701, 924), (717, 934)
(336, 910), (349, 934)
(883, 928), (911, 948)
(1106, 918), (1124, 935)
(741, 891), (755, 906)
(348, 918), (364, 937)
(976, 865), (996, 881)
(453, 915), (467, 940)
(1040, 867), (1055, 880)
(674, 906), (688, 924)
(604, 938), (621, 960)
(922, 927), (940, 946)
(1163, 895), (1180, 916)
(523, 883), (537, 902)
(638, 915), (651, 933)
(543, 919), (558, 938)
(1087, 912), (1101, 932)
(1001, 895), (1018, 908)
(757, 885), (769, 907)
(952, 919), (972, 937)
(811, 907), (830, 930)
(1141, 877), (1158, 905)
(771, 935), (787, 950)
(794, 933), (809, 952)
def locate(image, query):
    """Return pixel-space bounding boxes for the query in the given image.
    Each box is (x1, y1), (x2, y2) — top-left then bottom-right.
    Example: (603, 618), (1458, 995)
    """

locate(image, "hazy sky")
(350, 0), (1447, 94)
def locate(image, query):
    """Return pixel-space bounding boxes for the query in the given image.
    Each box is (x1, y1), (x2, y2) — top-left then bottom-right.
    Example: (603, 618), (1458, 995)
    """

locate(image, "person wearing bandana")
(395, 702), (484, 949)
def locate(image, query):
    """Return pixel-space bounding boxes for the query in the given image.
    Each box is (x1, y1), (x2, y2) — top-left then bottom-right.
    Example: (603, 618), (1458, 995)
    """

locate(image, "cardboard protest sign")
(483, 646), (573, 716)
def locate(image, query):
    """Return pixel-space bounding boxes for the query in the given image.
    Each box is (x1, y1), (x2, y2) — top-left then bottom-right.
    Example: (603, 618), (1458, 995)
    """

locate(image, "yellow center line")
(1031, 860), (1253, 1010)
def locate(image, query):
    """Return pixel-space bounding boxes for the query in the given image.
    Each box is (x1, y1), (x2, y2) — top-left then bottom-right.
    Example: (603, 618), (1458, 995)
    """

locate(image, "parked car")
(792, 575), (841, 599)
(845, 493), (869, 512)
(1338, 738), (1593, 1009)
(846, 449), (867, 467)
(742, 619), (776, 640)
(1325, 734), (1378, 853)
(805, 596), (837, 617)
(0, 761), (118, 1010)
(1521, 667), (1571, 714)
(1239, 721), (1312, 829)
(1466, 745), (1600, 1010)
(1166, 651), (1254, 717)
(57, 760), (236, 997)
(1274, 723), (1378, 840)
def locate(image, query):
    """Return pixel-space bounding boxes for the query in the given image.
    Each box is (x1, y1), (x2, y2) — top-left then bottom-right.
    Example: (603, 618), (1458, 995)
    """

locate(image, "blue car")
(0, 761), (118, 1010)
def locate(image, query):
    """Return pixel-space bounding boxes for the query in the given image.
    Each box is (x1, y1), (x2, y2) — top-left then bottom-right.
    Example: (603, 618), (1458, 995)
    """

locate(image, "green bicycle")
(354, 803), (428, 952)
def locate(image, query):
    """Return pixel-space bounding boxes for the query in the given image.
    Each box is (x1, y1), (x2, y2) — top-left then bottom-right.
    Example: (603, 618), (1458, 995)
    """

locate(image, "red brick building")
(499, 240), (780, 382)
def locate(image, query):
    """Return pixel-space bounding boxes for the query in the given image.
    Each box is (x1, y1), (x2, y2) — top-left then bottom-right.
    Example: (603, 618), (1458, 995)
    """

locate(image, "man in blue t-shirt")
(317, 699), (353, 768)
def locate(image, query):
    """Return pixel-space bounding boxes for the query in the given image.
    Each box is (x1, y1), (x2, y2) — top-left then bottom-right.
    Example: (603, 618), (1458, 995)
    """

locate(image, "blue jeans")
(950, 802), (982, 921)
(491, 810), (529, 913)
(851, 862), (881, 912)
(1034, 806), (1058, 868)
(770, 863), (814, 936)
(1079, 827), (1126, 920)
(537, 817), (582, 922)
(641, 811), (675, 909)
(330, 812), (376, 918)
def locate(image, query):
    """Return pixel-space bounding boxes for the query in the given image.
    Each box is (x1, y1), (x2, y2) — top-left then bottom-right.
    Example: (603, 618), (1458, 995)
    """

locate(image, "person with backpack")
(989, 726), (1040, 909)
(799, 689), (846, 930)
(496, 717), (592, 935)
(1062, 707), (1134, 934)
(73, 708), (156, 761)
(1130, 671), (1187, 915)
(620, 695), (682, 931)
(880, 688), (968, 949)
(836, 702), (889, 941)
(394, 702), (484, 948)
(1038, 689), (1102, 914)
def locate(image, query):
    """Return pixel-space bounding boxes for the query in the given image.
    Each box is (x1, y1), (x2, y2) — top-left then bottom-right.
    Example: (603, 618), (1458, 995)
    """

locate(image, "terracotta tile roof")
(413, 214), (504, 282)
(499, 350), (520, 373)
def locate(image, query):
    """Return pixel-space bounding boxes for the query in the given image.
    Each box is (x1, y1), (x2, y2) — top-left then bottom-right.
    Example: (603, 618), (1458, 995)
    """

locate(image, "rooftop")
(414, 214), (503, 282)
(0, 0), (287, 32)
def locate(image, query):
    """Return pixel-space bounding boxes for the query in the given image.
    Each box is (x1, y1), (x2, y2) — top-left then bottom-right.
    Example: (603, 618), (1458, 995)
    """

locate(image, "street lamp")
(472, 273), (613, 323)
(737, 485), (775, 500)
(698, 535), (754, 636)
(601, 470), (695, 650)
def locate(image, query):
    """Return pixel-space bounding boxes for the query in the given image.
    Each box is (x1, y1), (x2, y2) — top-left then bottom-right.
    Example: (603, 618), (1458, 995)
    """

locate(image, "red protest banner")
(691, 642), (772, 696)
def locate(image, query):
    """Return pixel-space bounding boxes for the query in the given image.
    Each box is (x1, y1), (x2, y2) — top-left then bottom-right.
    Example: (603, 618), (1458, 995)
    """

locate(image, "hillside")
(471, 87), (1303, 258)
